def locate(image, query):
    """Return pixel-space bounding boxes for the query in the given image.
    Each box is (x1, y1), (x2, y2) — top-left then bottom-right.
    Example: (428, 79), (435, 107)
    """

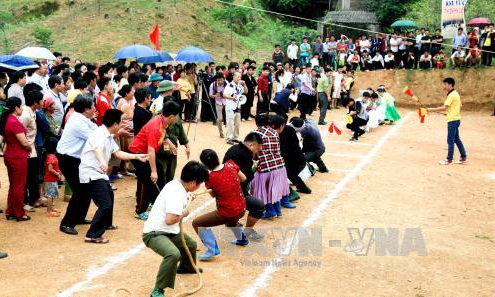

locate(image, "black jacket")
(279, 125), (305, 175)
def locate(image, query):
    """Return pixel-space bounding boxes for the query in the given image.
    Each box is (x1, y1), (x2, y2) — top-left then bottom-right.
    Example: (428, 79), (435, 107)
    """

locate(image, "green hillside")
(0, 0), (316, 64)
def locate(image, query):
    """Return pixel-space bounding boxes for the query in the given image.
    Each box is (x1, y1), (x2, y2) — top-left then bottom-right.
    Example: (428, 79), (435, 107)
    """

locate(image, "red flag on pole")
(148, 22), (160, 50)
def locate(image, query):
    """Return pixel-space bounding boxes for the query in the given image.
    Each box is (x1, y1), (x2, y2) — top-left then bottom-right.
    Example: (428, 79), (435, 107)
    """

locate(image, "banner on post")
(441, 0), (467, 39)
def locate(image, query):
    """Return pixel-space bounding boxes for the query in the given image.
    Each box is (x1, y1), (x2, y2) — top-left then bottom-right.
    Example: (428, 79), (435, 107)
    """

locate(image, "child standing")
(44, 137), (62, 217)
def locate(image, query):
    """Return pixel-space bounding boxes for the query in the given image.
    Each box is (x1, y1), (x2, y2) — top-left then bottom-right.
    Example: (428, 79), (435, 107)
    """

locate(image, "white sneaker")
(24, 205), (35, 212)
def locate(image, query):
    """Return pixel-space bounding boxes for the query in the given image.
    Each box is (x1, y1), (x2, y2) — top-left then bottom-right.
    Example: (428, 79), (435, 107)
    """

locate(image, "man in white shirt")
(80, 109), (148, 244)
(45, 75), (65, 126)
(57, 94), (98, 235)
(384, 50), (395, 69)
(223, 72), (247, 145)
(450, 46), (466, 67)
(143, 161), (209, 297)
(29, 62), (49, 91)
(287, 39), (299, 66)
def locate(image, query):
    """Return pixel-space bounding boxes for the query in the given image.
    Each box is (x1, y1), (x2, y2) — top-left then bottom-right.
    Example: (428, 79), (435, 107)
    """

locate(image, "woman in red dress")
(192, 149), (248, 261)
(0, 97), (32, 221)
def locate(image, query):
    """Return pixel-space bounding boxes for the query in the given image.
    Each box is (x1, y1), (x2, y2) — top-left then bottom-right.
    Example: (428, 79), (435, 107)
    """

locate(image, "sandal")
(52, 208), (62, 213)
(46, 211), (60, 217)
(85, 237), (109, 244)
(106, 225), (118, 230)
(16, 215), (31, 222)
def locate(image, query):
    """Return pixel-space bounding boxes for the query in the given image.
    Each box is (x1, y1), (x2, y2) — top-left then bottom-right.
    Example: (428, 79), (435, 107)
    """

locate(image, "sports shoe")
(281, 196), (296, 209)
(438, 159), (452, 165)
(454, 158), (469, 165)
(245, 229), (264, 242)
(23, 205), (35, 212)
(150, 288), (165, 297)
(135, 212), (149, 220)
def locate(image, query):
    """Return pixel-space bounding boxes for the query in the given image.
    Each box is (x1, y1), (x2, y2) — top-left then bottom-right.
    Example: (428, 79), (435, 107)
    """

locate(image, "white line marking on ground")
(325, 140), (373, 146)
(328, 168), (351, 173)
(328, 153), (362, 158)
(57, 198), (216, 297)
(238, 112), (412, 297)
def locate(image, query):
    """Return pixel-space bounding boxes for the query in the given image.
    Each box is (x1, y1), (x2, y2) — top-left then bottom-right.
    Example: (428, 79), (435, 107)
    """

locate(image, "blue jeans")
(300, 56), (309, 66)
(318, 92), (328, 123)
(446, 120), (467, 161)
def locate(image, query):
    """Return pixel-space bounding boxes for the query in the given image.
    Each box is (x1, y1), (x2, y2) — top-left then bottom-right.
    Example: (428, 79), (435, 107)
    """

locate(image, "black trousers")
(156, 155), (178, 190)
(308, 94), (318, 115)
(269, 102), (288, 123)
(347, 117), (368, 139)
(286, 163), (309, 191)
(85, 179), (114, 238)
(132, 159), (159, 214)
(256, 93), (269, 115)
(245, 195), (264, 219)
(24, 157), (40, 205)
(481, 46), (493, 66)
(59, 154), (91, 228)
(304, 150), (327, 172)
(298, 93), (312, 119)
(241, 94), (254, 120)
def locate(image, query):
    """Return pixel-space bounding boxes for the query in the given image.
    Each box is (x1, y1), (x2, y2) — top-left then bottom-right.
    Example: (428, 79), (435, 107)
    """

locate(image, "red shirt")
(257, 75), (269, 93)
(128, 115), (167, 153)
(205, 160), (246, 218)
(96, 93), (110, 126)
(44, 154), (60, 182)
(4, 114), (29, 159)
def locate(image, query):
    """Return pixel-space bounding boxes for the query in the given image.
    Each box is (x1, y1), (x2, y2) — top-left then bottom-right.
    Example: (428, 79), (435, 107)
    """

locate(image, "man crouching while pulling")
(143, 161), (210, 297)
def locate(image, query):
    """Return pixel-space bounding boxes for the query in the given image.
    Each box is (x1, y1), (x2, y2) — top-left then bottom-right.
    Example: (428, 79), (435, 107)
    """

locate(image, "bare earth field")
(0, 107), (494, 297)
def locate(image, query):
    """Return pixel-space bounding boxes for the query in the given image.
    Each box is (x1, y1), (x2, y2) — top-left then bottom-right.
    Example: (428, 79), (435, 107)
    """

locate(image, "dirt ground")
(0, 105), (494, 297)
(352, 67), (495, 110)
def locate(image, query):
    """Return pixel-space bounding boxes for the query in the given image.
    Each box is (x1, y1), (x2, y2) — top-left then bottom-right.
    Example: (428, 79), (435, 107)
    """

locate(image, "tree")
(262, 0), (326, 21)
(369, 0), (416, 29)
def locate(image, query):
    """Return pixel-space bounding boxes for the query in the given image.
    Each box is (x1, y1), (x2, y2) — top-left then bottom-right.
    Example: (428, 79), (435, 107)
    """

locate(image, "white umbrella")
(16, 47), (56, 60)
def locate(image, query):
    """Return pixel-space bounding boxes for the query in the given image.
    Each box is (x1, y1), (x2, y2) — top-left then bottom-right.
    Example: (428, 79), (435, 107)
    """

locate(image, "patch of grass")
(475, 234), (494, 243)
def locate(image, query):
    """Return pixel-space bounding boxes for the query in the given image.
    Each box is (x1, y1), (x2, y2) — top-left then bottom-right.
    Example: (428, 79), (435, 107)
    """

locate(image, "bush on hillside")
(33, 25), (53, 47)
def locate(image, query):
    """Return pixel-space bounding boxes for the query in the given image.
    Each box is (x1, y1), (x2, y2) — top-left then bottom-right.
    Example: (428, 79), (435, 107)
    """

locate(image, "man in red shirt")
(129, 101), (181, 219)
(256, 66), (270, 114)
(95, 77), (113, 126)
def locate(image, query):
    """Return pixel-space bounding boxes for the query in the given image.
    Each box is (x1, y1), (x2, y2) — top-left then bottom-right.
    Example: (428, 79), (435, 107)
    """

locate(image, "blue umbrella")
(0, 55), (39, 71)
(137, 50), (174, 63)
(175, 46), (213, 63)
(114, 44), (158, 59)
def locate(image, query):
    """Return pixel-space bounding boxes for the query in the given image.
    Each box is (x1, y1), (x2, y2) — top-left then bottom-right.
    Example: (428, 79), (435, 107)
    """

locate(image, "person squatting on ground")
(192, 149), (249, 261)
(143, 161), (209, 297)
(427, 77), (468, 165)
(344, 93), (370, 142)
(223, 132), (265, 241)
(270, 115), (312, 195)
(289, 117), (329, 173)
(251, 114), (292, 219)
(79, 109), (149, 244)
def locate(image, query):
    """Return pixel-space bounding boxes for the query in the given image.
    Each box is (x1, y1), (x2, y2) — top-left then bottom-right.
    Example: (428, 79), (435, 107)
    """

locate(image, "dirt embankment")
(351, 67), (495, 110)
